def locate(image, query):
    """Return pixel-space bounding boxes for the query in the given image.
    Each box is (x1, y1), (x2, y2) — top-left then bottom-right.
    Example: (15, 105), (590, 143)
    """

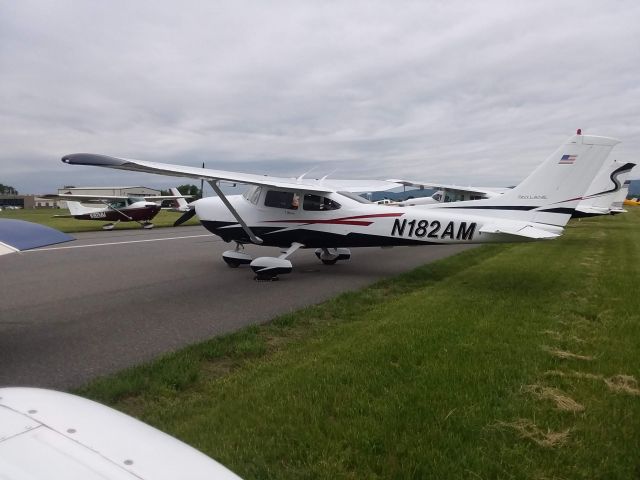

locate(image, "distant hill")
(629, 179), (640, 197)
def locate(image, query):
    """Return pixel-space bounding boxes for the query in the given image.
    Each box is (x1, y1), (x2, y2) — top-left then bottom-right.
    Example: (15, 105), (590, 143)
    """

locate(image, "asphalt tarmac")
(0, 225), (474, 389)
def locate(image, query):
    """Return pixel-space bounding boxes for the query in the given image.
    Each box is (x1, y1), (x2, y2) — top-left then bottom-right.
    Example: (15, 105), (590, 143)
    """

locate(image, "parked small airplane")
(571, 160), (635, 217)
(45, 192), (191, 230)
(163, 187), (192, 212)
(61, 132), (620, 280)
(393, 159), (635, 218)
(623, 196), (640, 206)
(609, 180), (632, 214)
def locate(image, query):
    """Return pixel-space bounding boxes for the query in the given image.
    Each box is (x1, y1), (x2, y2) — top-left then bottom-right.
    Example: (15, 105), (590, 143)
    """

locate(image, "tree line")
(0, 184), (18, 195)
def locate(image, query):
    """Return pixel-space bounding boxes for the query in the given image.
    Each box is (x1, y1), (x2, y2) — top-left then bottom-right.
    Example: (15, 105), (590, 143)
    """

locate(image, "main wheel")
(321, 258), (338, 265)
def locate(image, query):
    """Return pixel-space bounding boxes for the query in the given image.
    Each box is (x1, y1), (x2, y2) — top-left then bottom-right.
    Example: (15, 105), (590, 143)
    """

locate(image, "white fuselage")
(194, 188), (559, 248)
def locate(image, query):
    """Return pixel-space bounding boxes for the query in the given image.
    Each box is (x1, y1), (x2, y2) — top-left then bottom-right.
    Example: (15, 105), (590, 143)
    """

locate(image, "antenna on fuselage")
(319, 169), (338, 183)
(297, 166), (317, 181)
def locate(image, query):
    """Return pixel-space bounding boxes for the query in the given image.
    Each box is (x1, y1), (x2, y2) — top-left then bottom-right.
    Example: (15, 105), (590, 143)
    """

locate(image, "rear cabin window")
(303, 194), (341, 211)
(264, 190), (299, 209)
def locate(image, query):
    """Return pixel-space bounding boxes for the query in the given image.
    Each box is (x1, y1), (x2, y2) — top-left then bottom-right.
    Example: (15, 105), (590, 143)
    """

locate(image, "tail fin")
(170, 188), (189, 211)
(66, 201), (95, 216)
(434, 133), (620, 227)
(611, 178), (633, 212)
(576, 160), (636, 213)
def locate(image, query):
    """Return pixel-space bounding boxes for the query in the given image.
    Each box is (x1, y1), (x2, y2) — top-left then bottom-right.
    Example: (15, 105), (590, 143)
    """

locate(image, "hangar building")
(57, 186), (161, 197)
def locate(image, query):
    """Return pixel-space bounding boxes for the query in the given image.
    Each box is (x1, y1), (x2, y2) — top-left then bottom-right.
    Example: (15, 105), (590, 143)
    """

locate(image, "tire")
(321, 258), (338, 265)
(224, 259), (241, 268)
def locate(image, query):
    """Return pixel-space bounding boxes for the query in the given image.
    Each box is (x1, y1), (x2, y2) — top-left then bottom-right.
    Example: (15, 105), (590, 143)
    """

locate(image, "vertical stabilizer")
(170, 188), (189, 211)
(66, 201), (97, 216)
(431, 133), (620, 226)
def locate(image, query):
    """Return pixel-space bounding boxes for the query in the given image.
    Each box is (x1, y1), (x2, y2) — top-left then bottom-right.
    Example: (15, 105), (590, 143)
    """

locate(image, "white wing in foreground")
(62, 154), (398, 194)
(0, 388), (241, 480)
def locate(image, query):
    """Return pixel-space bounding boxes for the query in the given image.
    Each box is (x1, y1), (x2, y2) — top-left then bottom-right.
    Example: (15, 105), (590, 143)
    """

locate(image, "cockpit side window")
(109, 200), (128, 209)
(264, 190), (299, 209)
(303, 194), (341, 211)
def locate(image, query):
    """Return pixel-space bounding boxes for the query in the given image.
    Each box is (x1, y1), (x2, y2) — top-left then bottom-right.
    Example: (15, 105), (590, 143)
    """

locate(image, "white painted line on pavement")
(26, 234), (213, 252)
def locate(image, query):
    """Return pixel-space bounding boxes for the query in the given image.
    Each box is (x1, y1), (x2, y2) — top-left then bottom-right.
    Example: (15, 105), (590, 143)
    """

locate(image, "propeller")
(174, 208), (197, 226)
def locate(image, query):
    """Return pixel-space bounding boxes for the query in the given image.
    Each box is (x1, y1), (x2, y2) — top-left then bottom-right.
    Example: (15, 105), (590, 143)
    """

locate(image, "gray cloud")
(1, 0), (639, 193)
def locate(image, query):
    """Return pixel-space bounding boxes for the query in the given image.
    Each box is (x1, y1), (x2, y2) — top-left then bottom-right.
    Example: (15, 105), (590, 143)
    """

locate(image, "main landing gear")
(221, 244), (352, 281)
(314, 248), (351, 265)
(102, 220), (120, 230)
(101, 220), (154, 230)
(249, 243), (302, 281)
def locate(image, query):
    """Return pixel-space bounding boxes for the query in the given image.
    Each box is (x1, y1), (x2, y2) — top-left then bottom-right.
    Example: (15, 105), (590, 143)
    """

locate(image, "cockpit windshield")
(108, 200), (129, 209)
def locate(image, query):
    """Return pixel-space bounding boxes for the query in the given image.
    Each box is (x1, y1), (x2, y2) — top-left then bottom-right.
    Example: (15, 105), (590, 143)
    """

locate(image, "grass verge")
(77, 209), (640, 479)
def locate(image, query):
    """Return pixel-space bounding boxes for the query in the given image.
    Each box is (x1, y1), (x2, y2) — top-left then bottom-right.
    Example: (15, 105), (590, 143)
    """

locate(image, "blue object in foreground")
(0, 219), (74, 251)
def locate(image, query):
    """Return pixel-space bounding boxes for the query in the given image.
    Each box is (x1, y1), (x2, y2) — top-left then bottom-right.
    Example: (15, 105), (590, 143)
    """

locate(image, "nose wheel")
(222, 243), (253, 268)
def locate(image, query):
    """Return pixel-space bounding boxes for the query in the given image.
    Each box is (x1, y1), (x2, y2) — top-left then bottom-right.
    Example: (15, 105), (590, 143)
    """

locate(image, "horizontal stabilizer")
(479, 223), (560, 239)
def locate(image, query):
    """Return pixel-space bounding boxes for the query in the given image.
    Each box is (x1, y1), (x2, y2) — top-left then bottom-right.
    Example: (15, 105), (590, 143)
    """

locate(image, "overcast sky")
(1, 0), (639, 194)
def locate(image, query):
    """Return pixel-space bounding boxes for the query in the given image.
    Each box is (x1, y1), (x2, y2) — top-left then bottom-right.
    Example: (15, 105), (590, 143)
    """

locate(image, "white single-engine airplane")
(44, 192), (191, 230)
(393, 158), (635, 217)
(61, 132), (620, 280)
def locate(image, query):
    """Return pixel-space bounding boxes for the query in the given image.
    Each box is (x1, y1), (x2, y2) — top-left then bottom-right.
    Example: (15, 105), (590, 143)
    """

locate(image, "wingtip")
(60, 153), (128, 167)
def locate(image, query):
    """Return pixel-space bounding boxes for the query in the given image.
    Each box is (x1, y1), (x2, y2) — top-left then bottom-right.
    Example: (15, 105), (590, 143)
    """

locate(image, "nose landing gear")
(222, 243), (253, 268)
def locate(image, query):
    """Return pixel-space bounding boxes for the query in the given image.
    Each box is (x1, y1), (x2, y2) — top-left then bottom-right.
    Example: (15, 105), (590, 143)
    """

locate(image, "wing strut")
(208, 181), (263, 245)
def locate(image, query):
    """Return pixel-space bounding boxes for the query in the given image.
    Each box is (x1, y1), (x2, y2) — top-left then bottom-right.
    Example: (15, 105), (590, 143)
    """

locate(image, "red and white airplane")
(61, 132), (620, 280)
(46, 192), (191, 230)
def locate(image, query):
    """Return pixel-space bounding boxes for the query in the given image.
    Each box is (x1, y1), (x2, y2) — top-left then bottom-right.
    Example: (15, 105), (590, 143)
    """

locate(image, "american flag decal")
(559, 154), (577, 164)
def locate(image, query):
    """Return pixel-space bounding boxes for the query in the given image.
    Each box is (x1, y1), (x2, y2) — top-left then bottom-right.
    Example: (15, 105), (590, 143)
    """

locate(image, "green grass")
(77, 210), (640, 479)
(0, 208), (199, 232)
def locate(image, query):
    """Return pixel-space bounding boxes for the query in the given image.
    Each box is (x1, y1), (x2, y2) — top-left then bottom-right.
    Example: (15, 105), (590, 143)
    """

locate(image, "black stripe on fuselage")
(438, 205), (537, 211)
(200, 221), (437, 248)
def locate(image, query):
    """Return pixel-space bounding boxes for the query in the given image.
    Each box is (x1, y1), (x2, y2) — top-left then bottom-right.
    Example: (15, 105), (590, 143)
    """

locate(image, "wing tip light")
(62, 153), (127, 167)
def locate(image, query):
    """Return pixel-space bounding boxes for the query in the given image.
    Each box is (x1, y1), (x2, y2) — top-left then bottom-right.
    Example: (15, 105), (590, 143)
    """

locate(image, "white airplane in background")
(61, 132), (620, 280)
(610, 179), (632, 214)
(164, 187), (192, 212)
(386, 183), (508, 206)
(571, 159), (635, 217)
(393, 158), (635, 218)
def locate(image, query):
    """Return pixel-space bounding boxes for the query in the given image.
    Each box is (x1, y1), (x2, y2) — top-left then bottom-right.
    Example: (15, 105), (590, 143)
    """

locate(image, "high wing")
(387, 179), (507, 198)
(42, 193), (192, 202)
(62, 154), (398, 194)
